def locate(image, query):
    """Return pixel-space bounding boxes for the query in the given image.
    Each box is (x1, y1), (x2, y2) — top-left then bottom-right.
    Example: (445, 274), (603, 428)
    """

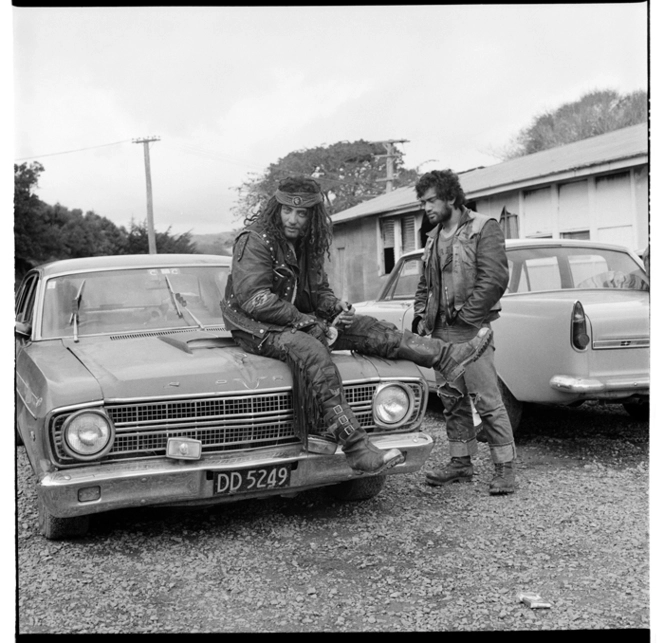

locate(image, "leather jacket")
(221, 222), (341, 339)
(413, 207), (509, 335)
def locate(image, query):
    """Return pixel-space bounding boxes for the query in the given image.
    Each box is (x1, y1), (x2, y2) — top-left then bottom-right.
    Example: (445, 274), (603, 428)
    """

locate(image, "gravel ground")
(15, 401), (649, 634)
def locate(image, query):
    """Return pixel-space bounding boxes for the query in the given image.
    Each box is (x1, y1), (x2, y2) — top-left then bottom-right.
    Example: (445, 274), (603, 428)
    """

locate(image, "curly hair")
(243, 176), (333, 265)
(415, 169), (466, 208)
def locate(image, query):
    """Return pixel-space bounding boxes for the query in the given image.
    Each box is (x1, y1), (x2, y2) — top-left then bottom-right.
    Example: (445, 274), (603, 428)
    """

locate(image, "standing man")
(221, 176), (492, 477)
(413, 169), (516, 495)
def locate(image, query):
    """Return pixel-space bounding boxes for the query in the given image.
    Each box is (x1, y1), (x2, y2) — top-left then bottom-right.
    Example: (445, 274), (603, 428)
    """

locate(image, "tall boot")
(324, 404), (404, 474)
(394, 328), (493, 382)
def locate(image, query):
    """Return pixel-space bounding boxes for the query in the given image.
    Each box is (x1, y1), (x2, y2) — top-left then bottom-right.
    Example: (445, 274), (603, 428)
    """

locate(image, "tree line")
(14, 161), (197, 283)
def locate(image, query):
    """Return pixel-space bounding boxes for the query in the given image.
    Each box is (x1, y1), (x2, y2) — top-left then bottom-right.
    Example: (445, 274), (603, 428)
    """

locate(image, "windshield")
(41, 265), (230, 339)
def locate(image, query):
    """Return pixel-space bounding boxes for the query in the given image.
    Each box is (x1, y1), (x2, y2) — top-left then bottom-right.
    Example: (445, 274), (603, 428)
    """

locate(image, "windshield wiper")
(69, 280), (86, 343)
(163, 275), (204, 329)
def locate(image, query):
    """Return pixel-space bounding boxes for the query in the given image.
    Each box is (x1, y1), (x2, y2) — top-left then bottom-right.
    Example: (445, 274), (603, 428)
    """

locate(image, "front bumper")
(39, 432), (434, 518)
(549, 374), (649, 400)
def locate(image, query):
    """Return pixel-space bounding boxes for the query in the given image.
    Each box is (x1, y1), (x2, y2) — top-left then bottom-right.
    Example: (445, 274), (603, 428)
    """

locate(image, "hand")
(411, 316), (425, 335)
(307, 321), (330, 344)
(333, 301), (356, 329)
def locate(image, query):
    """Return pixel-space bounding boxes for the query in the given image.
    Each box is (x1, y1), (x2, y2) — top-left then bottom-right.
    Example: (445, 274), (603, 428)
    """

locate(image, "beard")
(428, 202), (453, 225)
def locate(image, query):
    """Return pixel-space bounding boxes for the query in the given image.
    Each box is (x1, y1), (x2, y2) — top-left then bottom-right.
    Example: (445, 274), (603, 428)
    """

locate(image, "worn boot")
(325, 404), (404, 474)
(489, 461), (516, 495)
(394, 328), (493, 383)
(425, 456), (474, 486)
(434, 327), (493, 382)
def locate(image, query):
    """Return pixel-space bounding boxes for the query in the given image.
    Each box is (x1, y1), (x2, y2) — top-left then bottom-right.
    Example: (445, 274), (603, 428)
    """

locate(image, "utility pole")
(132, 136), (160, 254)
(372, 139), (409, 194)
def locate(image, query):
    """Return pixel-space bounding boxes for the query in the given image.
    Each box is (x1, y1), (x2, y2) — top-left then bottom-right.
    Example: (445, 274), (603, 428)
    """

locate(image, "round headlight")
(62, 410), (115, 460)
(373, 383), (414, 429)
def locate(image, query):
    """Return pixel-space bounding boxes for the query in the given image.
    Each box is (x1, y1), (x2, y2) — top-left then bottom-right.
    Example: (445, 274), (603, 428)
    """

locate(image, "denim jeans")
(433, 321), (516, 464)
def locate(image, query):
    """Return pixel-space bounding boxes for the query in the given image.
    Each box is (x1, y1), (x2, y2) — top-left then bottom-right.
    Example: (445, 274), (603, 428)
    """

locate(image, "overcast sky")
(12, 4), (649, 236)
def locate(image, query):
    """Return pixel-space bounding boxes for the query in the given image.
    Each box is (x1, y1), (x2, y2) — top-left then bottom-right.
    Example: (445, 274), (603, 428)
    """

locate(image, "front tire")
(327, 474), (386, 501)
(38, 495), (89, 540)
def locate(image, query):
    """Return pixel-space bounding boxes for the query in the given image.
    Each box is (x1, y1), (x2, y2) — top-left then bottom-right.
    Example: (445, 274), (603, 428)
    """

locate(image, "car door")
(15, 272), (40, 444)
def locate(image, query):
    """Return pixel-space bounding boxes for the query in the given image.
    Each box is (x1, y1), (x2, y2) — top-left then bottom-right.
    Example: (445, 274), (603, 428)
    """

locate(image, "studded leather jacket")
(221, 222), (341, 339)
(413, 207), (509, 335)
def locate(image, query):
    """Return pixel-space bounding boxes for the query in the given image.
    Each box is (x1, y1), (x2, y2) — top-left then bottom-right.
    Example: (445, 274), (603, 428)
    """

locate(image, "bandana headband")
(275, 190), (324, 208)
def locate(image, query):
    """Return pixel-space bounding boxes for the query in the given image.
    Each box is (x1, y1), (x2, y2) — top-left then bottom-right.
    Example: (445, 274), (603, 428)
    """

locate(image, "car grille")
(50, 381), (424, 464)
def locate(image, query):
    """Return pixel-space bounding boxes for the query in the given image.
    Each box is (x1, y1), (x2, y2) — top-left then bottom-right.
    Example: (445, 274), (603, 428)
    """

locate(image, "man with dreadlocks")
(221, 176), (492, 475)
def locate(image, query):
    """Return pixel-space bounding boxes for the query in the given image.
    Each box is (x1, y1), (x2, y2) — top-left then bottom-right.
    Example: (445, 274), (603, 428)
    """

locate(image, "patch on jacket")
(246, 289), (271, 312)
(234, 233), (249, 261)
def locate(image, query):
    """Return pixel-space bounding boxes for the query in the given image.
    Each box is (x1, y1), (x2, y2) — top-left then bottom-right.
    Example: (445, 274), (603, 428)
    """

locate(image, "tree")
(14, 163), (199, 288)
(232, 140), (419, 220)
(120, 220), (198, 255)
(14, 162), (50, 266)
(498, 89), (647, 160)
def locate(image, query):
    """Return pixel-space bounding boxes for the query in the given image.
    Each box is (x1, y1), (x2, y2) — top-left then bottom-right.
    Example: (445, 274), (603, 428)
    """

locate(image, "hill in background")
(190, 230), (237, 256)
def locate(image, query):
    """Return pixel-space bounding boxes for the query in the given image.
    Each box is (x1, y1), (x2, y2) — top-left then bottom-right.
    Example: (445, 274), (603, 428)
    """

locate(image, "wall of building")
(330, 164), (649, 303)
(328, 215), (387, 303)
(473, 165), (649, 248)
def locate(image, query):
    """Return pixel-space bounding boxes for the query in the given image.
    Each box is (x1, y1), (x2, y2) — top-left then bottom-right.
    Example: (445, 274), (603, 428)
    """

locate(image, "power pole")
(372, 139), (409, 194)
(132, 136), (160, 254)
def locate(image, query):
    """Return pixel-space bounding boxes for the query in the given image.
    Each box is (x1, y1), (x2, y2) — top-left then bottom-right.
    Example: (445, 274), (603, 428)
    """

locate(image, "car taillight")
(571, 301), (590, 350)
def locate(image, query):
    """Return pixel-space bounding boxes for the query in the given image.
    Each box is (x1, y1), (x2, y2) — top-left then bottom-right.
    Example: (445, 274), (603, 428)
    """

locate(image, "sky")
(11, 3), (649, 237)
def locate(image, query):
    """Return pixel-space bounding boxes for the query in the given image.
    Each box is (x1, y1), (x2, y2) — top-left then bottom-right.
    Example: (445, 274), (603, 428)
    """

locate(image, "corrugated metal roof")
(332, 123), (648, 223)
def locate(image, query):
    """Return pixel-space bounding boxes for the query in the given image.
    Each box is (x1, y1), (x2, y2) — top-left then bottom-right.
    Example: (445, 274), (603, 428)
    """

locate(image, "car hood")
(64, 330), (399, 400)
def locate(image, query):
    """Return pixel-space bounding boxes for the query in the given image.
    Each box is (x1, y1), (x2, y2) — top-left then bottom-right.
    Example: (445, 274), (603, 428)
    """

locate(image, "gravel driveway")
(15, 400), (649, 633)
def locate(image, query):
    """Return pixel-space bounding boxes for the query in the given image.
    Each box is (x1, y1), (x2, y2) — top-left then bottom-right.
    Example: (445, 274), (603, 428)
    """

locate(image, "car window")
(507, 246), (648, 293)
(382, 257), (423, 300)
(514, 256), (562, 292)
(569, 254), (609, 286)
(41, 266), (230, 338)
(15, 274), (38, 324)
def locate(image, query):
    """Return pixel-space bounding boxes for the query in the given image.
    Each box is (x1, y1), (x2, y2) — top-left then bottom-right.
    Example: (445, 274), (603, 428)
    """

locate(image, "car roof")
(399, 238), (636, 260)
(36, 253), (232, 278)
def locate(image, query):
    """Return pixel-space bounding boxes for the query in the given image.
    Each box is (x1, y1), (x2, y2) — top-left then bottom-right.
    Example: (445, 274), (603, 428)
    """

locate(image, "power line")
(14, 139), (133, 162)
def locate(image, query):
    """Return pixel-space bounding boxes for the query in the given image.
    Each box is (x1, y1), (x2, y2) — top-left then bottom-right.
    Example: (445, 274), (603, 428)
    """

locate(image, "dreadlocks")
(244, 177), (333, 266)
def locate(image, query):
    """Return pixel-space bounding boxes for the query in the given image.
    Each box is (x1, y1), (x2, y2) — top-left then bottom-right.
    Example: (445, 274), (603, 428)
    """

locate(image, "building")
(329, 123), (648, 302)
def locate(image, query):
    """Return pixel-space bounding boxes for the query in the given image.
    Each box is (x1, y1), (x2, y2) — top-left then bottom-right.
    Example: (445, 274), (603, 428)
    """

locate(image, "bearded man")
(414, 169), (516, 494)
(221, 176), (491, 476)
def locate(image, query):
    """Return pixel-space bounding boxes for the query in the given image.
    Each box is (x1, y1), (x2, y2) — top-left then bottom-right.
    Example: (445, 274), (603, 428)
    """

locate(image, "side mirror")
(15, 321), (32, 338)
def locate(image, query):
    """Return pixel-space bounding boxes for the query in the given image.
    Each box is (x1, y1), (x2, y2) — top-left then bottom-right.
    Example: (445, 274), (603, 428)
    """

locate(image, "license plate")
(212, 464), (291, 496)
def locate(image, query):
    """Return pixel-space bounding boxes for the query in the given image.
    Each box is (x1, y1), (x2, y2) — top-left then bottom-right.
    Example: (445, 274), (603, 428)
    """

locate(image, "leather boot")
(489, 461), (515, 495)
(394, 328), (492, 382)
(325, 404), (404, 474)
(425, 456), (474, 486)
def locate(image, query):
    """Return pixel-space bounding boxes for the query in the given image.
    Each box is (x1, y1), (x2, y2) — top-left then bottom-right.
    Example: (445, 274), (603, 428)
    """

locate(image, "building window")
(561, 230), (590, 240)
(380, 218), (396, 274)
(401, 215), (416, 253)
(499, 206), (519, 239)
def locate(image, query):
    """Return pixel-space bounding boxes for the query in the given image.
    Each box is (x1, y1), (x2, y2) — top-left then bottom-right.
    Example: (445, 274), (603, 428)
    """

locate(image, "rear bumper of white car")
(549, 374), (649, 399)
(39, 432), (434, 518)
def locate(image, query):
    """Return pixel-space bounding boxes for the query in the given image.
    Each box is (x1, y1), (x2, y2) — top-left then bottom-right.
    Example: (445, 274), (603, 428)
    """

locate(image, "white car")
(354, 239), (650, 430)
